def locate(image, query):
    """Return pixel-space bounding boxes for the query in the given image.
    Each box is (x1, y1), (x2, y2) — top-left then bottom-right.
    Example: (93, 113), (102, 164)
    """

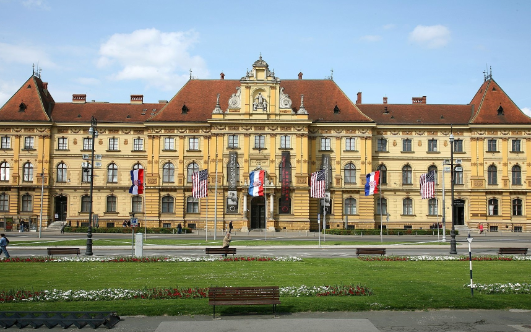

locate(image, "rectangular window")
(512, 139), (521, 152)
(228, 135), (239, 149)
(83, 138), (93, 150)
(403, 199), (413, 215)
(1, 136), (11, 149)
(487, 139), (497, 152)
(255, 135), (265, 149)
(106, 196), (117, 212)
(132, 196), (143, 213)
(22, 195), (33, 212)
(164, 137), (175, 150)
(108, 138), (119, 151)
(377, 138), (387, 152)
(402, 139), (412, 152)
(0, 194), (8, 212)
(280, 135), (291, 149)
(428, 139), (437, 152)
(24, 137), (34, 149)
(345, 137), (355, 151)
(321, 138), (331, 151)
(428, 199), (438, 215)
(58, 137), (68, 150)
(133, 138), (144, 151)
(454, 139), (463, 152)
(188, 137), (199, 150)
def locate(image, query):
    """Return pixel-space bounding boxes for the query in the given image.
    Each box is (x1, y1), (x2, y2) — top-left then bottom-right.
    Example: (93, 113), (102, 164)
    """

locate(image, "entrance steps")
(46, 221), (65, 231)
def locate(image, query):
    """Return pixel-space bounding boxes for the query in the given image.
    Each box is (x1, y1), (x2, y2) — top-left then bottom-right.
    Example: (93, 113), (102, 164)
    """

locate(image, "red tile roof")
(358, 104), (473, 125)
(470, 79), (531, 124)
(0, 76), (53, 122)
(51, 102), (164, 123)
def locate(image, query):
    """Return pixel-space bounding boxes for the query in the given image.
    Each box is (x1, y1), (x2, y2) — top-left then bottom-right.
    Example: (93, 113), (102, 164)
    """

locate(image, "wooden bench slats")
(205, 248), (236, 255)
(356, 248), (386, 256)
(208, 286), (280, 318)
(498, 248), (528, 255)
(47, 248), (81, 256)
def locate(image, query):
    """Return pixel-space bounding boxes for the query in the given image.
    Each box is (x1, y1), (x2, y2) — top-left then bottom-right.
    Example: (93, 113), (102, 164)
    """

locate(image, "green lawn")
(1, 258), (529, 315)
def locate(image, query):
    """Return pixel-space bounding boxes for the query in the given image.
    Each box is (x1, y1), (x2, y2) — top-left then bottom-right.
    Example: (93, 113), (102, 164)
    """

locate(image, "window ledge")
(22, 148), (36, 151)
(106, 150), (121, 152)
(279, 148), (293, 150)
(343, 150), (358, 152)
(376, 150), (389, 153)
(228, 147), (241, 150)
(427, 151), (440, 154)
(186, 149), (201, 152)
(487, 150), (500, 153)
(55, 149), (70, 152)
(400, 214), (417, 217)
(104, 212), (119, 215)
(1, 148), (13, 151)
(401, 151), (414, 153)
(510, 151), (523, 154)
(132, 150), (146, 152)
(454, 151), (466, 154)
(162, 149), (177, 152)
(318, 149), (333, 152)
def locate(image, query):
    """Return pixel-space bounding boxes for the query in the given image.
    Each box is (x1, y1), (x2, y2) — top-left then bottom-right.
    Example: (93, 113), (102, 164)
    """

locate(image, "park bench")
(356, 248), (386, 256)
(208, 286), (281, 318)
(497, 248), (528, 256)
(205, 248), (236, 256)
(47, 248), (81, 257)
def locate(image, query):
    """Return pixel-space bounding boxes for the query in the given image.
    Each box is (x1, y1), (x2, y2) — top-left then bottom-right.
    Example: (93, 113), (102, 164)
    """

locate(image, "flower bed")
(466, 283), (531, 294)
(0, 256), (303, 263)
(0, 284), (372, 303)
(358, 255), (531, 261)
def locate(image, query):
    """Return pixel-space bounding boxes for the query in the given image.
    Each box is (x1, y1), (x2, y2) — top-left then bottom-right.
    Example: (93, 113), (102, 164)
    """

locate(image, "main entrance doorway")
(250, 196), (266, 229)
(453, 199), (465, 226)
(54, 195), (67, 222)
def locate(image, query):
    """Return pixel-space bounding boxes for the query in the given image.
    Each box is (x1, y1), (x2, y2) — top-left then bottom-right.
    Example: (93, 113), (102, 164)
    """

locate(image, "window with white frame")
(107, 163), (118, 183)
(162, 196), (174, 213)
(108, 137), (119, 151)
(488, 198), (498, 215)
(488, 165), (497, 185)
(106, 195), (117, 212)
(133, 138), (144, 151)
(1, 136), (11, 149)
(428, 139), (437, 152)
(454, 165), (463, 185)
(402, 165), (412, 184)
(345, 137), (355, 151)
(512, 198), (522, 216)
(57, 162), (67, 182)
(487, 139), (497, 152)
(428, 198), (438, 215)
(512, 139), (521, 152)
(23, 162), (33, 182)
(377, 138), (388, 152)
(58, 137), (68, 150)
(81, 195), (90, 212)
(22, 193), (32, 212)
(24, 136), (34, 149)
(454, 139), (463, 152)
(187, 162), (199, 183)
(0, 162), (9, 181)
(188, 137), (199, 150)
(228, 135), (239, 149)
(512, 165), (521, 185)
(133, 163), (143, 170)
(344, 162), (356, 184)
(82, 162), (91, 183)
(132, 196), (143, 213)
(280, 135), (290, 149)
(403, 198), (413, 215)
(164, 137), (175, 150)
(402, 138), (412, 152)
(0, 193), (9, 212)
(83, 137), (93, 150)
(344, 198), (357, 215)
(255, 135), (265, 149)
(163, 162), (175, 183)
(321, 138), (331, 151)
(186, 196), (199, 213)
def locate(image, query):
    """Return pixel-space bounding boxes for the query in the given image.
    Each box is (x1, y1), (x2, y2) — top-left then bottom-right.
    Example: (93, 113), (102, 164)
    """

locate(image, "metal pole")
(85, 116), (96, 256)
(450, 126), (457, 254)
(38, 172), (44, 238)
(323, 194), (326, 242)
(467, 232), (474, 296)
(214, 152), (218, 240)
(264, 176), (267, 241)
(379, 178), (383, 243)
(442, 162), (446, 242)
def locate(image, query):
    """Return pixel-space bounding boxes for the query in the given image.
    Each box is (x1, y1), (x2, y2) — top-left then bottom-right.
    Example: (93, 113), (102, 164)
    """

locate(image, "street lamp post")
(85, 116), (97, 256)
(449, 127), (457, 254)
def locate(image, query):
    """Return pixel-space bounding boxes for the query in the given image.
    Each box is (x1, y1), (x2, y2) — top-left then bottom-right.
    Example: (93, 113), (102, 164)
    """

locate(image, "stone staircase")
(46, 221), (65, 232)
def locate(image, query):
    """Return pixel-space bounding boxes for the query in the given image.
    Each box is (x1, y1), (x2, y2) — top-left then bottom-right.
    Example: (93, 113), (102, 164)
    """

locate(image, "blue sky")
(1, 0), (531, 116)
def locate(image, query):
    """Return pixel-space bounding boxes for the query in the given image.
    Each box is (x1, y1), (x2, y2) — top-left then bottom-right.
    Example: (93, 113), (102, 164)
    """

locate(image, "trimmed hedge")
(64, 227), (193, 234)
(325, 228), (456, 236)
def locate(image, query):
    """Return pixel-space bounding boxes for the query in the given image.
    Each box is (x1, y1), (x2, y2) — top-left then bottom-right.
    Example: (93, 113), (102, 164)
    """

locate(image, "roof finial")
(489, 66), (492, 80)
(259, 52), (262, 61)
(330, 68), (334, 80)
(189, 68), (192, 80)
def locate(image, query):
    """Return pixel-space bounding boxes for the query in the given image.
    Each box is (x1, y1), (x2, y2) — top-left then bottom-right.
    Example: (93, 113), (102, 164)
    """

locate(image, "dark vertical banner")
(227, 152), (238, 213)
(280, 151), (291, 214)
(322, 154), (331, 190)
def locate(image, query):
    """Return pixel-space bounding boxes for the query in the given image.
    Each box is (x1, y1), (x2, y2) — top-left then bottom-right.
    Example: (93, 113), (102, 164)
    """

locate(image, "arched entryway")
(54, 195), (67, 222)
(250, 196), (266, 229)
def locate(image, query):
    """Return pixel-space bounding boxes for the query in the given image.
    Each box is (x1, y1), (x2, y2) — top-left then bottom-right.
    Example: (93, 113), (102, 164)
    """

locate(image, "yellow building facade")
(0, 58), (530, 232)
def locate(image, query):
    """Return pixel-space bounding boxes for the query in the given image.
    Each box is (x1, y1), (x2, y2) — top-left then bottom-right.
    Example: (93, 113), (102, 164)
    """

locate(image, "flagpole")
(143, 168), (146, 241)
(264, 172), (267, 241)
(436, 173), (440, 241)
(205, 183), (209, 242)
(214, 153), (218, 241)
(379, 175), (383, 243)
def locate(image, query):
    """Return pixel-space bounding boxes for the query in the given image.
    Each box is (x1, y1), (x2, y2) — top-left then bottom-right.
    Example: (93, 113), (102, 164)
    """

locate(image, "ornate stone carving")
(253, 92), (268, 112)
(297, 95), (308, 114)
(228, 87), (241, 109)
(212, 94), (223, 114)
(279, 87), (292, 109)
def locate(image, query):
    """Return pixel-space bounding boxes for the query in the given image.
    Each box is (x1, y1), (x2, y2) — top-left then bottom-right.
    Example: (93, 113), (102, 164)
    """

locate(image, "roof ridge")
(470, 80), (490, 123)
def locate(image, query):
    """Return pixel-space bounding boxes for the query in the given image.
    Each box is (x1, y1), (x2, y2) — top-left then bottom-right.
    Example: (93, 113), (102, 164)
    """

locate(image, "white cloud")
(522, 107), (531, 117)
(409, 25), (451, 49)
(22, 0), (50, 10)
(0, 42), (56, 68)
(360, 35), (382, 42)
(97, 28), (208, 91)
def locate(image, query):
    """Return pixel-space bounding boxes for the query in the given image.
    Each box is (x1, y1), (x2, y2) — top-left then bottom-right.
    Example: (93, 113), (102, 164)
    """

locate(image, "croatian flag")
(248, 170), (265, 197)
(129, 169), (144, 195)
(365, 171), (380, 196)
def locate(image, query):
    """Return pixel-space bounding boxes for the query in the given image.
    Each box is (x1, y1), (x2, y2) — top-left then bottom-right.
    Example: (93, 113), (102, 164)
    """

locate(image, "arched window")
(488, 165), (497, 185)
(187, 162), (199, 183)
(344, 162), (356, 184)
(22, 193), (32, 211)
(81, 195), (91, 212)
(186, 196), (199, 213)
(106, 195), (117, 212)
(402, 165), (412, 184)
(454, 165), (463, 185)
(377, 164), (387, 184)
(428, 198), (438, 215)
(163, 162), (175, 183)
(57, 162), (67, 183)
(512, 198), (522, 216)
(377, 197), (387, 215)
(162, 195), (174, 213)
(403, 198), (413, 215)
(132, 196), (143, 213)
(107, 163), (118, 183)
(82, 162), (91, 183)
(344, 198), (357, 215)
(512, 165), (521, 185)
(0, 162), (10, 181)
(0, 193), (9, 212)
(133, 163), (143, 170)
(488, 198), (498, 216)
(23, 162), (33, 182)
(428, 165), (438, 184)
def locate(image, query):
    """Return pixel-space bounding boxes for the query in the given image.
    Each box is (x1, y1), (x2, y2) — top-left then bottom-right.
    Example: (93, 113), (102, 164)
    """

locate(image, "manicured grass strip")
(0, 258), (530, 315)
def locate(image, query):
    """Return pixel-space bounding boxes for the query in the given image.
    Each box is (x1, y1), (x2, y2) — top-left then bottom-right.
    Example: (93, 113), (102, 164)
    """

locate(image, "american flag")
(192, 169), (208, 198)
(420, 170), (435, 199)
(311, 169), (326, 198)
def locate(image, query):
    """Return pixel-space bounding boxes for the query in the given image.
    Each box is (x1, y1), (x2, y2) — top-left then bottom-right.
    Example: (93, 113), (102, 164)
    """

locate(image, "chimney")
(383, 97), (388, 104)
(131, 95), (144, 104)
(356, 92), (362, 105)
(72, 94), (86, 103)
(43, 82), (48, 89)
(412, 96), (426, 104)
(220, 72), (225, 80)
(298, 72), (303, 79)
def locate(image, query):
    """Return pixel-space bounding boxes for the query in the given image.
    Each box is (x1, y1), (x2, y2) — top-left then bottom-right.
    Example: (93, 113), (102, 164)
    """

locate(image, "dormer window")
(182, 104), (189, 114)
(497, 105), (504, 115)
(334, 105), (340, 114)
(19, 103), (27, 112)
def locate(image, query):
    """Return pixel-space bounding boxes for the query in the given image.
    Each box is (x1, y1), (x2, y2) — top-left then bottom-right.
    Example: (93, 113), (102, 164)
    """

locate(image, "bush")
(325, 228), (456, 236)
(64, 227), (193, 234)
